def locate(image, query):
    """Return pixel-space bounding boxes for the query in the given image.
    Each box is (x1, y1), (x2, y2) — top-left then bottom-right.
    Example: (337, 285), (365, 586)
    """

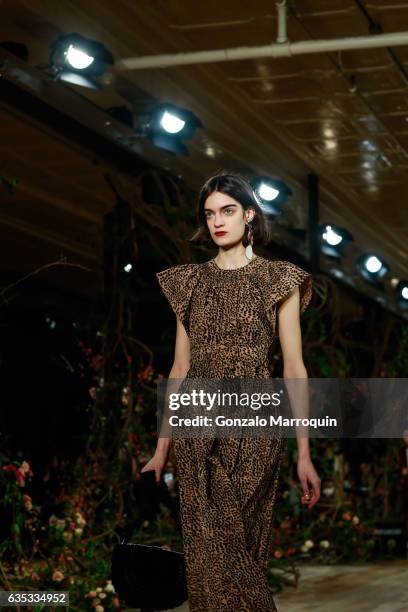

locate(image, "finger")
(301, 485), (314, 504)
(155, 468), (161, 483)
(301, 481), (311, 498)
(307, 482), (320, 508)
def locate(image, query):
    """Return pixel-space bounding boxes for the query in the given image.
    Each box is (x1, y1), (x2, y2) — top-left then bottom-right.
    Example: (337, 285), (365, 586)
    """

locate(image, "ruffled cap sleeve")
(265, 259), (313, 320)
(156, 263), (200, 331)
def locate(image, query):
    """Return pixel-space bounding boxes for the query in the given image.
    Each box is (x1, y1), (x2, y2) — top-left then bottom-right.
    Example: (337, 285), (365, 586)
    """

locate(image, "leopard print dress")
(156, 254), (313, 612)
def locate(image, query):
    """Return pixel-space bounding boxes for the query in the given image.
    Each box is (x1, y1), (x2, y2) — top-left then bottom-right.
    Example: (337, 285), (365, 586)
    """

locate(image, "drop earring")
(245, 221), (254, 260)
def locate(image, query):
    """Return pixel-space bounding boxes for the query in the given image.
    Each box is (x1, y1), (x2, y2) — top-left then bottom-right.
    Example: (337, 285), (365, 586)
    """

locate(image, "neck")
(214, 247), (255, 269)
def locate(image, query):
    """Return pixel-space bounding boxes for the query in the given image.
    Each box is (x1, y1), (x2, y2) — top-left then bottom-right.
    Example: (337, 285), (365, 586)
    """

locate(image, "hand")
(297, 455), (321, 509)
(140, 450), (168, 484)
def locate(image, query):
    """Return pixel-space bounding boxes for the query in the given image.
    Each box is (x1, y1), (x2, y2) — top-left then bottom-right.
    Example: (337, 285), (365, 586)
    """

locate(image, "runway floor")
(156, 559), (408, 612)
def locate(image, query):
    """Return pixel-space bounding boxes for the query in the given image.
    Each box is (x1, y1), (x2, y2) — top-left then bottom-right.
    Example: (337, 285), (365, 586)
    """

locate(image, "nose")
(213, 213), (225, 228)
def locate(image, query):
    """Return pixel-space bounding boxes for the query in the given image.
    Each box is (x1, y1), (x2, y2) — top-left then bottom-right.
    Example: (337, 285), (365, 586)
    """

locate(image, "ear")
(246, 208), (255, 222)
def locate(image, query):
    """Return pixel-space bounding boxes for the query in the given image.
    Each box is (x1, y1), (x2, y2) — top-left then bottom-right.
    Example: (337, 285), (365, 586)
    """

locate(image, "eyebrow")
(204, 203), (237, 212)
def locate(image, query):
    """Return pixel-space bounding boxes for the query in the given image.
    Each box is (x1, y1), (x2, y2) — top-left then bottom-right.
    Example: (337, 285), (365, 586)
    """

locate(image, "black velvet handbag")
(111, 539), (188, 611)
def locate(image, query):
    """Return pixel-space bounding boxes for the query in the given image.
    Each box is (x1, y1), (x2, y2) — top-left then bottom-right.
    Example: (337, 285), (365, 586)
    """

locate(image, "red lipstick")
(215, 231), (227, 236)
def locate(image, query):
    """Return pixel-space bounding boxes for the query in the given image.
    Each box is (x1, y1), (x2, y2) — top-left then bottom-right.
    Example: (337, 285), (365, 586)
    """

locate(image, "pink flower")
(342, 512), (352, 521)
(2, 464), (17, 472)
(112, 597), (120, 608)
(23, 495), (32, 511)
(15, 469), (25, 487)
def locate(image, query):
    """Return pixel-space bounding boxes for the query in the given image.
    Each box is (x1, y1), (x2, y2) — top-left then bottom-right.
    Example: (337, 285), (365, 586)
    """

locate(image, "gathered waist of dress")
(191, 341), (270, 352)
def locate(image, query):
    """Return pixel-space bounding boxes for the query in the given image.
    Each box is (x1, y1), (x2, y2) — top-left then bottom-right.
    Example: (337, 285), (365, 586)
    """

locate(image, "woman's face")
(204, 191), (253, 248)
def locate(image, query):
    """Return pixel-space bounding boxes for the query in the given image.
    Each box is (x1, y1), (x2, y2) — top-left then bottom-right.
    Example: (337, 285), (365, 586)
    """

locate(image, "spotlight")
(250, 176), (292, 214)
(123, 263), (133, 273)
(323, 225), (342, 246)
(357, 253), (389, 284)
(258, 183), (279, 201)
(66, 45), (93, 70)
(140, 103), (203, 155)
(160, 111), (186, 134)
(49, 33), (114, 89)
(396, 280), (408, 307)
(319, 223), (354, 259)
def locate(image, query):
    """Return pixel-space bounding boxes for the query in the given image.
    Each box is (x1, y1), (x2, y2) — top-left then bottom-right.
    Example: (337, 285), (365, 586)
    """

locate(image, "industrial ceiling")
(0, 1), (407, 317)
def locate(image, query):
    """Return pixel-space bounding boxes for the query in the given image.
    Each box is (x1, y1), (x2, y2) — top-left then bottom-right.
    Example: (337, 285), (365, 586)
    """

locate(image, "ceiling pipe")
(276, 0), (288, 44)
(115, 30), (408, 71)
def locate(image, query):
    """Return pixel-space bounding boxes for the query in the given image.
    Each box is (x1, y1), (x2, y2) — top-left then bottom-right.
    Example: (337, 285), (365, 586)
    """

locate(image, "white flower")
(20, 461), (31, 473)
(104, 581), (115, 593)
(304, 539), (314, 550)
(319, 540), (330, 549)
(75, 511), (87, 526)
(323, 486), (335, 497)
(74, 527), (83, 536)
(352, 515), (360, 525)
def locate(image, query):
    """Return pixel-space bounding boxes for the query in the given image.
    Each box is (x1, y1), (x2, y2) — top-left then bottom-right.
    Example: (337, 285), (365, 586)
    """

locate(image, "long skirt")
(173, 435), (285, 612)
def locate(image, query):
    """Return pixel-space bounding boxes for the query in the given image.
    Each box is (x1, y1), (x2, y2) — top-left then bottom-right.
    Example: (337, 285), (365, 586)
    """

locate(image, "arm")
(278, 286), (321, 509)
(141, 315), (190, 482)
(156, 315), (191, 456)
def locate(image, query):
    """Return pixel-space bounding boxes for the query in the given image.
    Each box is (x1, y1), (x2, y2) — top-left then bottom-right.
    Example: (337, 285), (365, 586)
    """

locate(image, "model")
(142, 171), (321, 611)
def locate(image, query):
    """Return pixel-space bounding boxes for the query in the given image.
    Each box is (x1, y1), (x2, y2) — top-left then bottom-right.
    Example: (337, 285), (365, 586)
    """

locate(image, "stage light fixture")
(319, 223), (354, 259)
(322, 225), (342, 246)
(250, 176), (292, 214)
(49, 33), (114, 89)
(140, 103), (203, 155)
(357, 253), (389, 284)
(65, 45), (94, 70)
(160, 111), (186, 134)
(258, 183), (279, 201)
(396, 280), (408, 307)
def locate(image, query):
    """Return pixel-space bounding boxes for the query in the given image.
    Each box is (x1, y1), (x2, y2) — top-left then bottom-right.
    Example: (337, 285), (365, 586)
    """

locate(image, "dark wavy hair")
(188, 171), (271, 248)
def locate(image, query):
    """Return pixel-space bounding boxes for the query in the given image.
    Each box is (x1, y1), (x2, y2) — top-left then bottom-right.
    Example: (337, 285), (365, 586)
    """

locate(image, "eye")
(224, 208), (234, 214)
